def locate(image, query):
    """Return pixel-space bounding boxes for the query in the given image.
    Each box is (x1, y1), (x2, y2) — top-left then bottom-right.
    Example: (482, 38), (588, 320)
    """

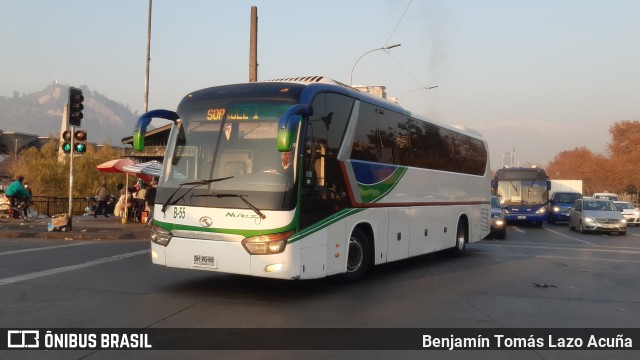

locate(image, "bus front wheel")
(341, 228), (372, 282)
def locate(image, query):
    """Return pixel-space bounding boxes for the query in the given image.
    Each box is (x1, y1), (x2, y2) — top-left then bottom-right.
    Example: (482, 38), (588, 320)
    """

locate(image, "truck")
(547, 180), (583, 224)
(549, 180), (583, 195)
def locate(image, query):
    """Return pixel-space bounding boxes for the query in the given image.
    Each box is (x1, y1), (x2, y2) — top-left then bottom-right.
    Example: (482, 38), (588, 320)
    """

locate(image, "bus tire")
(341, 227), (372, 282)
(449, 219), (467, 257)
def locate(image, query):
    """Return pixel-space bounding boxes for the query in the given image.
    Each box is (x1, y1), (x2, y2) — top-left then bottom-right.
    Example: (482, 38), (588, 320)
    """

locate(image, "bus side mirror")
(133, 109), (180, 151)
(277, 104), (312, 152)
(277, 114), (300, 152)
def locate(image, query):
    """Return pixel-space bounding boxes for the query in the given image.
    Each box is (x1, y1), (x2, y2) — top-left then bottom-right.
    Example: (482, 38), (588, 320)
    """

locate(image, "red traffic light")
(74, 130), (87, 141)
(62, 130), (72, 141)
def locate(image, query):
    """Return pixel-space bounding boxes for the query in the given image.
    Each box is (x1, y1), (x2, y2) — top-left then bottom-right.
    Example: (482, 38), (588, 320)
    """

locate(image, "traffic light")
(62, 130), (72, 153)
(74, 130), (87, 153)
(68, 87), (84, 127)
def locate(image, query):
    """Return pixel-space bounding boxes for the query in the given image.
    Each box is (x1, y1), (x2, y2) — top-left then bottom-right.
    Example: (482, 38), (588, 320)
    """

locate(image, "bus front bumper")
(151, 238), (302, 280)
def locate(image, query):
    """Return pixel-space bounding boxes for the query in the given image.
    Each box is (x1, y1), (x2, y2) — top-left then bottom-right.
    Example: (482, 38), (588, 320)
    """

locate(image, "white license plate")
(193, 254), (217, 268)
(517, 216), (527, 220)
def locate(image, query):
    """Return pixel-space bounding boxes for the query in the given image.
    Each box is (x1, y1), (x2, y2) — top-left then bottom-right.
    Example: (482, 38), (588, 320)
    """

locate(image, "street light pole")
(350, 43), (401, 86)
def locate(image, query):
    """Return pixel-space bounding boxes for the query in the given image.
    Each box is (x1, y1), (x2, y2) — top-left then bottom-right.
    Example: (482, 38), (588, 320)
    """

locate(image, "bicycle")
(0, 200), (39, 222)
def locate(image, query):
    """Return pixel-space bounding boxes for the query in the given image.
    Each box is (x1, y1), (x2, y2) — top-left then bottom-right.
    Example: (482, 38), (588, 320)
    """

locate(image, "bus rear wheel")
(448, 220), (467, 257)
(341, 227), (372, 282)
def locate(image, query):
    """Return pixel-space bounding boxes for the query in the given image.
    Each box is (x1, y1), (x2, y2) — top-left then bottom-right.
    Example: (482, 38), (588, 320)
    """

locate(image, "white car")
(569, 199), (627, 235)
(613, 201), (640, 227)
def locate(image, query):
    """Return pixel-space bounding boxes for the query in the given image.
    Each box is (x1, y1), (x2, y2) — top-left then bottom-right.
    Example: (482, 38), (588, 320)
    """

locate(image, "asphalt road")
(1, 222), (639, 359)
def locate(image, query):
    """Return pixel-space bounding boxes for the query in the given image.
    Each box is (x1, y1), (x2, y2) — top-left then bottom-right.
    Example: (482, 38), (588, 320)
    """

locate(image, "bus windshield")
(160, 100), (299, 211)
(497, 179), (548, 206)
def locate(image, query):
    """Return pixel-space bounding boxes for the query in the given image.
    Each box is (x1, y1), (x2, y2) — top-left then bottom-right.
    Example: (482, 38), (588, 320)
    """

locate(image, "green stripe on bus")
(153, 220), (294, 239)
(153, 208), (365, 245)
(288, 208), (366, 243)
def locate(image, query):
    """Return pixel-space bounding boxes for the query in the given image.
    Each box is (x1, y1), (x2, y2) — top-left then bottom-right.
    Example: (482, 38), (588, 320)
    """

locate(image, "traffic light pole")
(68, 124), (74, 231)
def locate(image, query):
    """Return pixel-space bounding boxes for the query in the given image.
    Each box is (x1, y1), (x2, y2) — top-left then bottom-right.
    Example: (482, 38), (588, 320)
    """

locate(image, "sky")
(1, 0), (639, 170)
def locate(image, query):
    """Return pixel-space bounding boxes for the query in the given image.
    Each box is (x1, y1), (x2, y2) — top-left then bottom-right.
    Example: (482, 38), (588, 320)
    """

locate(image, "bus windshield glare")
(161, 100), (299, 211)
(497, 179), (548, 206)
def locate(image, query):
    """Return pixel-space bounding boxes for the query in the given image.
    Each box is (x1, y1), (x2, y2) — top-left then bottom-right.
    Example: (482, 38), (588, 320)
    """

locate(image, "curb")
(0, 230), (149, 240)
(0, 217), (151, 240)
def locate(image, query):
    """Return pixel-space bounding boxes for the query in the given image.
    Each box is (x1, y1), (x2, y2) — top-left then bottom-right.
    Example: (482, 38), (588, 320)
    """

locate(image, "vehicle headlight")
(536, 207), (546, 214)
(553, 206), (560, 212)
(635, 211), (640, 217)
(584, 217), (595, 224)
(495, 219), (504, 226)
(151, 224), (172, 246)
(620, 219), (627, 224)
(241, 230), (295, 255)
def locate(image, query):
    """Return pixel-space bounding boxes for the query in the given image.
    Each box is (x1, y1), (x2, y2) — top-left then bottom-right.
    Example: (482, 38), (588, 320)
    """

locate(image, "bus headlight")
(151, 225), (172, 246)
(241, 230), (295, 255)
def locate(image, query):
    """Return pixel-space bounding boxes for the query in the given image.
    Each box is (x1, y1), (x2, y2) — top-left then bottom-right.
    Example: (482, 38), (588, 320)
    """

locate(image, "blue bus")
(492, 167), (550, 226)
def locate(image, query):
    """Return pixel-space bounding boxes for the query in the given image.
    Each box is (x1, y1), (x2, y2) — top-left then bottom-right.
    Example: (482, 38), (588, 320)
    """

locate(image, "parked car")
(569, 199), (627, 235)
(613, 201), (640, 227)
(547, 191), (582, 224)
(488, 195), (506, 239)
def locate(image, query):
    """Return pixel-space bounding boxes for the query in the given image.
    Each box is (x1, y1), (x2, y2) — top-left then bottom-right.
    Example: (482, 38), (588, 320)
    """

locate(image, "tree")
(546, 147), (609, 195)
(607, 121), (640, 197)
(10, 140), (129, 197)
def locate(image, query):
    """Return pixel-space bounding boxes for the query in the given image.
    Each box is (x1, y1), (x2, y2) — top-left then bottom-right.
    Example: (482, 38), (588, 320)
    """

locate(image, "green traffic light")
(62, 143), (72, 153)
(75, 143), (86, 153)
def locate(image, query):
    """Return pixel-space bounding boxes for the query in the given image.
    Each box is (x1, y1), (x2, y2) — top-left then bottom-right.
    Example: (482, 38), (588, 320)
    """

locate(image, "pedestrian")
(94, 181), (110, 218)
(5, 176), (31, 218)
(144, 180), (157, 227)
(114, 183), (125, 218)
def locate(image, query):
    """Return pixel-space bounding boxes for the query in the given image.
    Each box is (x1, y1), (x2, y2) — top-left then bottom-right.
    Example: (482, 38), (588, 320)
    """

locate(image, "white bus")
(133, 76), (491, 280)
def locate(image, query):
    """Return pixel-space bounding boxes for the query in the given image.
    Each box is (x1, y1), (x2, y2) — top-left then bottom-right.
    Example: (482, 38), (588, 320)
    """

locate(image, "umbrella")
(96, 158), (134, 173)
(97, 159), (153, 182)
(122, 160), (162, 178)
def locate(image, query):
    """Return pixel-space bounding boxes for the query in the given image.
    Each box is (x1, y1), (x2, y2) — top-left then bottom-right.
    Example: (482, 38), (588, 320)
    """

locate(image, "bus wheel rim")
(456, 231), (465, 249)
(347, 237), (363, 272)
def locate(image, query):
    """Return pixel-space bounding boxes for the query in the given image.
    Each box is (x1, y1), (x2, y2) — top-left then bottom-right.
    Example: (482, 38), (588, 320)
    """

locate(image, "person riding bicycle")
(5, 176), (31, 218)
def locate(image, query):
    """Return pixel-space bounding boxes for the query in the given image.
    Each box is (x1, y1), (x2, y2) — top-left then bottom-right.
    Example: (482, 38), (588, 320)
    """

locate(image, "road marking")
(0, 250), (148, 286)
(511, 226), (525, 233)
(537, 255), (640, 264)
(543, 227), (597, 245)
(477, 242), (640, 255)
(0, 242), (95, 256)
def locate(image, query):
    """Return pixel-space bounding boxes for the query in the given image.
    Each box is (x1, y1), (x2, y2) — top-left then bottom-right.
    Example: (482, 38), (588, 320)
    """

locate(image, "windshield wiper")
(193, 193), (266, 219)
(160, 176), (234, 214)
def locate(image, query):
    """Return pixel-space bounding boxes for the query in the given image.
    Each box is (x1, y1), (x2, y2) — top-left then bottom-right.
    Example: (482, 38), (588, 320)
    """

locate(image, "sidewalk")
(0, 215), (151, 240)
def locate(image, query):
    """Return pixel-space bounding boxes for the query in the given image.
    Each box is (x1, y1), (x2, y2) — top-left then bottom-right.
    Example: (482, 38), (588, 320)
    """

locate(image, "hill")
(0, 83), (139, 144)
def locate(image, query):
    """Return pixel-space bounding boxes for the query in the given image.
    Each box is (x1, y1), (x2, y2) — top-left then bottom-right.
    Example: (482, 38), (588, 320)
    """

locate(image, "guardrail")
(31, 196), (96, 217)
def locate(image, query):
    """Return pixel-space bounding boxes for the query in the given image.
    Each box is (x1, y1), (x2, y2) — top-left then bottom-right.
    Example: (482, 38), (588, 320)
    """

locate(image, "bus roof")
(180, 76), (485, 141)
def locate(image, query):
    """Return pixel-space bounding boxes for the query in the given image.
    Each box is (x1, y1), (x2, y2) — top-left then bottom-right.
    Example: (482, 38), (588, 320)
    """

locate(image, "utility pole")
(249, 6), (258, 82)
(144, 0), (152, 112)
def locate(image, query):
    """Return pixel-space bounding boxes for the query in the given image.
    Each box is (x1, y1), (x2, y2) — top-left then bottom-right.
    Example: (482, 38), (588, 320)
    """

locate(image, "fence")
(31, 196), (95, 218)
